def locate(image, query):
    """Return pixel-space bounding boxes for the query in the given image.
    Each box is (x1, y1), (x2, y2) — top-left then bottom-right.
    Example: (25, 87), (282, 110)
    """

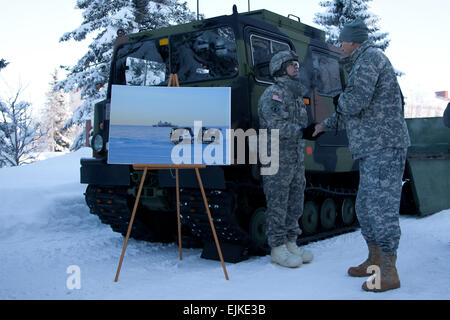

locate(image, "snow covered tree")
(42, 70), (72, 152)
(0, 59), (9, 72)
(57, 0), (196, 150)
(314, 0), (390, 51)
(0, 87), (43, 167)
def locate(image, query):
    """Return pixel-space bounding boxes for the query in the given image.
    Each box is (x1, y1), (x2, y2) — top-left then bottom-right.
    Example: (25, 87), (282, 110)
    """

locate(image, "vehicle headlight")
(92, 134), (104, 153)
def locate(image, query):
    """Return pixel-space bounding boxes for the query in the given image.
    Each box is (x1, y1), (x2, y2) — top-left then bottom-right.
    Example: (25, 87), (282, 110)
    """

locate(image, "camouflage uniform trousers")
(355, 148), (407, 255)
(263, 162), (306, 248)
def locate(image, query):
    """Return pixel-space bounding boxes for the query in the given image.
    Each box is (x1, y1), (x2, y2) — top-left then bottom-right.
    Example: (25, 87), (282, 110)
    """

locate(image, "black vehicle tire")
(249, 207), (267, 248)
(341, 198), (356, 226)
(320, 198), (337, 230)
(300, 201), (319, 235)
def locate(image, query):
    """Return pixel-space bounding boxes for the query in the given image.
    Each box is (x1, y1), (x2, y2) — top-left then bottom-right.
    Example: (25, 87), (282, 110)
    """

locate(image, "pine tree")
(0, 59), (9, 71)
(314, 0), (390, 51)
(57, 0), (196, 150)
(0, 87), (42, 167)
(43, 70), (72, 152)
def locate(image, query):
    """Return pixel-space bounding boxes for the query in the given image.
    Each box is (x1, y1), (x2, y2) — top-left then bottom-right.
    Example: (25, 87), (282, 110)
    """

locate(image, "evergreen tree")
(314, 0), (390, 51)
(43, 70), (72, 152)
(0, 59), (9, 71)
(0, 87), (42, 166)
(57, 0), (196, 150)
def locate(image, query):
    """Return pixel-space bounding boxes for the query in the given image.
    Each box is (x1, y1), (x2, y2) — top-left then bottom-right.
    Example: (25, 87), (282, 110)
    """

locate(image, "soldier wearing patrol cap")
(314, 19), (410, 292)
(258, 50), (319, 268)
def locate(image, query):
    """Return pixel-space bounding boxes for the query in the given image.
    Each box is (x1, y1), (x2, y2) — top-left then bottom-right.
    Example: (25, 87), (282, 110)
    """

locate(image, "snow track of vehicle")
(84, 185), (169, 242)
(300, 184), (359, 242)
(179, 187), (259, 251)
(179, 182), (360, 258)
(84, 181), (360, 260)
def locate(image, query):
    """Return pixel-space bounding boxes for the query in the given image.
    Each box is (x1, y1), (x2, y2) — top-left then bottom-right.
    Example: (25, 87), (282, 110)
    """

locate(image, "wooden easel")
(167, 73), (180, 87)
(114, 74), (229, 282)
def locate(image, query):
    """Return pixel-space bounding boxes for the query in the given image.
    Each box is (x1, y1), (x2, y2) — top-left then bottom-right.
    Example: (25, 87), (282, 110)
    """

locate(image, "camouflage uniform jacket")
(321, 40), (410, 159)
(258, 77), (308, 164)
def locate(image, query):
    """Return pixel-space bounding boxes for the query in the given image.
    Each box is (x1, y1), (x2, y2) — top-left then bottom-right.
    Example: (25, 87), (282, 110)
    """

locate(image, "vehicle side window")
(250, 35), (290, 83)
(311, 52), (342, 97)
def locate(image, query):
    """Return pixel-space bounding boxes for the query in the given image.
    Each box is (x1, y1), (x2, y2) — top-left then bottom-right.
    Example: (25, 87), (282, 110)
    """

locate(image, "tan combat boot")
(362, 251), (400, 292)
(348, 243), (381, 277)
(270, 244), (303, 268)
(286, 241), (314, 263)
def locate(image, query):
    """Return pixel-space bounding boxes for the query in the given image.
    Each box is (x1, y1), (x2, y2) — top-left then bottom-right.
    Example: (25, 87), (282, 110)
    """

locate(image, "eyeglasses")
(287, 61), (299, 68)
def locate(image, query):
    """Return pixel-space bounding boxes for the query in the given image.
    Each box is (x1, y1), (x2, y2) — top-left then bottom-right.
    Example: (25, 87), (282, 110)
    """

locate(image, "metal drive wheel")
(300, 201), (319, 235)
(320, 198), (337, 230)
(249, 207), (267, 248)
(341, 198), (356, 226)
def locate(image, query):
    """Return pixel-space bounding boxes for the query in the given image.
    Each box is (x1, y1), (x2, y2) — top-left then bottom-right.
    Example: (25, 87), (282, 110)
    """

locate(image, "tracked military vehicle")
(81, 7), (450, 262)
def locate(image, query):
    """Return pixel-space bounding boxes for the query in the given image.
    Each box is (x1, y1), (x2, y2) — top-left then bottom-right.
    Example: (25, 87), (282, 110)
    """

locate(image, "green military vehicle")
(81, 7), (450, 262)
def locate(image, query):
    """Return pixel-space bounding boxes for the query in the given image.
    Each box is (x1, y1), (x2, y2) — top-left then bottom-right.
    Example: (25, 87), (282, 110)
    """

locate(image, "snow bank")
(0, 148), (449, 300)
(0, 148), (91, 230)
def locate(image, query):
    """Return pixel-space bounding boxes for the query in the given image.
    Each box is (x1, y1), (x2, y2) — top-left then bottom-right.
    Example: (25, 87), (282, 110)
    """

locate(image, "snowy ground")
(0, 148), (449, 300)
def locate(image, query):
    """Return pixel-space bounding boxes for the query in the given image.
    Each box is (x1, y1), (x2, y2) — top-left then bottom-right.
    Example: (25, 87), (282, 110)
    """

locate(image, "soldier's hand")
(312, 124), (324, 138)
(302, 123), (323, 141)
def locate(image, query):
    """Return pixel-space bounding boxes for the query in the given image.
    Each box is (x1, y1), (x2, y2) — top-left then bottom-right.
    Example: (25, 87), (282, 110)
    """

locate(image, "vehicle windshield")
(114, 38), (170, 86)
(170, 27), (238, 82)
(112, 26), (238, 86)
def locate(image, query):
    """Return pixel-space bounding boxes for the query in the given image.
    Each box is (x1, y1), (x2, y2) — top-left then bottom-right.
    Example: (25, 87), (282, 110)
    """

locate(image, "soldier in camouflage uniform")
(314, 20), (410, 292)
(258, 50), (318, 268)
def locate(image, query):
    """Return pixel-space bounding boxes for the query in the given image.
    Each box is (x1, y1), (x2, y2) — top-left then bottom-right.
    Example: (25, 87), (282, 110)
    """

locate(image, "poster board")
(108, 85), (231, 165)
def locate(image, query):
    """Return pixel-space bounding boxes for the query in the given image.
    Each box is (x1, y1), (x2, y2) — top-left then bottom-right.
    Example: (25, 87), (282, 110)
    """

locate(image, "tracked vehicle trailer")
(80, 7), (450, 262)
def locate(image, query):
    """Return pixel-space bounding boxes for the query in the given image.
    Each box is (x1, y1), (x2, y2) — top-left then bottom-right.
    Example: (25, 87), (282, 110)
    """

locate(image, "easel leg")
(195, 168), (229, 280)
(114, 167), (148, 282)
(176, 168), (182, 260)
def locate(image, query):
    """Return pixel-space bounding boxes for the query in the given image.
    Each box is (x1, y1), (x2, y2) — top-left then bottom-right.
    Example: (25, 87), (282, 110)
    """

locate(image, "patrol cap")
(269, 50), (299, 77)
(338, 19), (369, 43)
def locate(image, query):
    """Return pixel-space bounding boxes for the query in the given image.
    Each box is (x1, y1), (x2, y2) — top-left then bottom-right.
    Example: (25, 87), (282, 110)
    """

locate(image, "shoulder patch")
(272, 94), (283, 103)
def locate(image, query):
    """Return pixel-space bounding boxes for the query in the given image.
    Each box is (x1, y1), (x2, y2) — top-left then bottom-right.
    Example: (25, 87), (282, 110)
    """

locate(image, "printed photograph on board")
(108, 85), (231, 165)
